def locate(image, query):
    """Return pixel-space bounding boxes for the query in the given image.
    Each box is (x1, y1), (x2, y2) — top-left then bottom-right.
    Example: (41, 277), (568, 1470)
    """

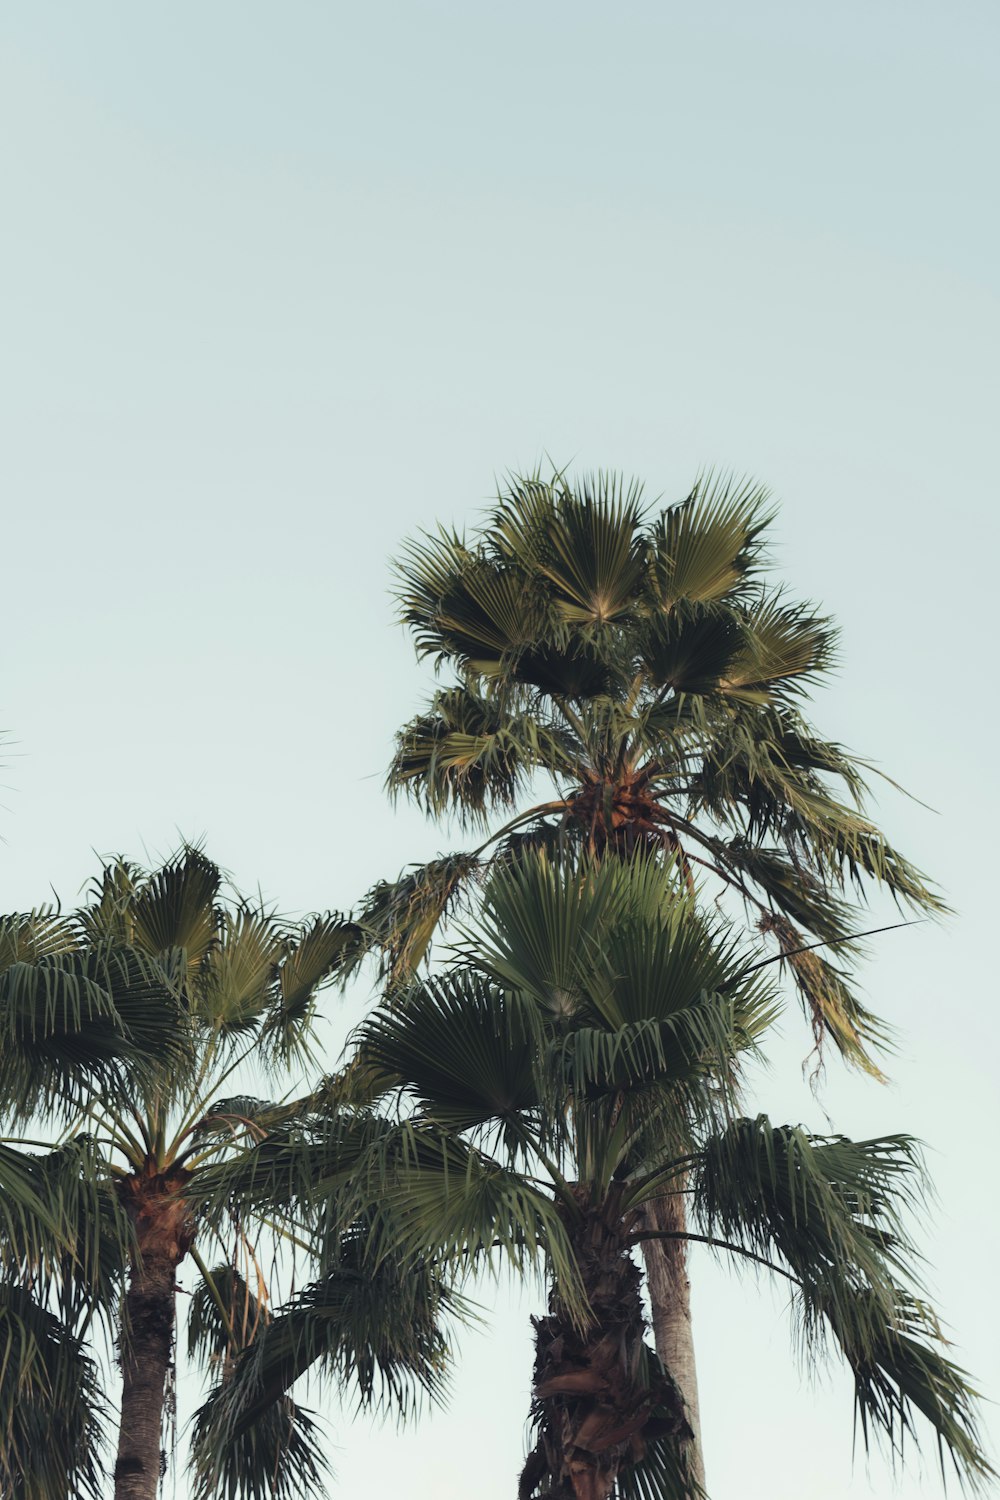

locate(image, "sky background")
(2, 4), (998, 1496)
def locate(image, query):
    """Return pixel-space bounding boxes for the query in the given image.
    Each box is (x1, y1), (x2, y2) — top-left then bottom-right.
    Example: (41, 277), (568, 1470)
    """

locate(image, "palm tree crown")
(371, 469), (941, 1076)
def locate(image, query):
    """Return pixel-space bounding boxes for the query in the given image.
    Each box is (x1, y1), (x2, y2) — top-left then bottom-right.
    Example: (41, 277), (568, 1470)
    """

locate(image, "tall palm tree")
(234, 852), (987, 1500)
(359, 468), (945, 1479)
(0, 848), (453, 1500)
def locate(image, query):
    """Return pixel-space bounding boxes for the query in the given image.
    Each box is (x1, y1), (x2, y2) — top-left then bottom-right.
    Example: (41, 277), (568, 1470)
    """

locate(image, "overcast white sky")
(2, 4), (998, 1497)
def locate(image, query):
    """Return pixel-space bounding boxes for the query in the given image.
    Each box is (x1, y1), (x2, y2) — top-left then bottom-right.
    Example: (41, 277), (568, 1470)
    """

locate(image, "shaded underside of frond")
(189, 1221), (457, 1500)
(0, 941), (188, 1119)
(191, 1386), (328, 1500)
(690, 1115), (991, 1487)
(0, 1138), (129, 1330)
(0, 1283), (107, 1500)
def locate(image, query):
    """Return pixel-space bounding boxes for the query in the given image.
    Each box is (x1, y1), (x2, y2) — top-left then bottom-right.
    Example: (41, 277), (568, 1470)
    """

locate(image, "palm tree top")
(396, 468), (825, 698)
(363, 467), (942, 1078)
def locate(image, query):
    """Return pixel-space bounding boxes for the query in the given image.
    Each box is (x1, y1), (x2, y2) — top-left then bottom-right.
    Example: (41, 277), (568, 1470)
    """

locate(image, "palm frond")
(462, 849), (641, 1014)
(191, 1096), (284, 1146)
(394, 522), (553, 676)
(692, 1115), (925, 1297)
(688, 1115), (991, 1484)
(191, 1109), (390, 1233)
(527, 471), (648, 626)
(363, 1122), (583, 1301)
(0, 910), (80, 971)
(549, 996), (766, 1107)
(0, 941), (187, 1118)
(724, 589), (838, 700)
(466, 848), (773, 1046)
(818, 1285), (992, 1490)
(188, 1264), (264, 1371)
(74, 860), (141, 945)
(758, 911), (890, 1075)
(196, 908), (285, 1035)
(648, 473), (773, 607)
(355, 974), (541, 1133)
(191, 1385), (328, 1500)
(128, 847), (221, 958)
(394, 526), (479, 665)
(0, 1284), (107, 1500)
(355, 851), (485, 987)
(261, 913), (359, 1060)
(0, 1139), (130, 1329)
(613, 1430), (697, 1500)
(637, 601), (748, 697)
(192, 1235), (453, 1433)
(0, 1142), (69, 1273)
(718, 841), (856, 944)
(389, 685), (576, 824)
(510, 636), (624, 699)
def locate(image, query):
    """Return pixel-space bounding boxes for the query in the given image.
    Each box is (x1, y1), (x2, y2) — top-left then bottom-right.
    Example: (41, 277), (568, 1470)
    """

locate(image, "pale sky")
(1, 5), (998, 1497)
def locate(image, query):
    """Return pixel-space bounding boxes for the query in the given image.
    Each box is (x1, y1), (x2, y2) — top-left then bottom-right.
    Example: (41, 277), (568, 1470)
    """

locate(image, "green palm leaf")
(355, 852), (485, 987)
(0, 942), (187, 1118)
(0, 1143), (68, 1271)
(390, 685), (577, 823)
(127, 846), (222, 980)
(192, 1388), (327, 1500)
(689, 1115), (992, 1486)
(648, 473), (772, 607)
(0, 1139), (129, 1328)
(819, 1286), (991, 1489)
(0, 910), (80, 969)
(528, 471), (648, 626)
(726, 590), (837, 699)
(356, 974), (541, 1133)
(638, 601), (749, 698)
(0, 1284), (107, 1500)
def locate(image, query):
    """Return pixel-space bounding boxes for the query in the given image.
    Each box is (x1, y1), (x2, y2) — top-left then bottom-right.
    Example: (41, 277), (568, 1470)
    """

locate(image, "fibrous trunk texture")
(114, 1166), (194, 1500)
(639, 1189), (704, 1494)
(520, 1186), (690, 1500)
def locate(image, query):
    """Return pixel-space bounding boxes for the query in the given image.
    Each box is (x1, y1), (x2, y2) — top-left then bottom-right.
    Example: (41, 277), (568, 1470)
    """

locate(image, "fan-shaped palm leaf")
(648, 473), (772, 607)
(356, 974), (541, 1134)
(127, 848), (222, 968)
(529, 472), (648, 626)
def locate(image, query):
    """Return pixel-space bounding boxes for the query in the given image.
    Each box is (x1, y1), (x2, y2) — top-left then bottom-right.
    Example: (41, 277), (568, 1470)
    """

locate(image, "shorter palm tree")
(1, 902), (189, 1498)
(0, 848), (454, 1500)
(229, 852), (989, 1499)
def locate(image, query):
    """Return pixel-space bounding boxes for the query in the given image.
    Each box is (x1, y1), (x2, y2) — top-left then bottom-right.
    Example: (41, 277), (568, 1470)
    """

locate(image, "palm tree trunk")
(114, 1247), (176, 1500)
(520, 1187), (690, 1500)
(114, 1167), (193, 1500)
(639, 1190), (705, 1494)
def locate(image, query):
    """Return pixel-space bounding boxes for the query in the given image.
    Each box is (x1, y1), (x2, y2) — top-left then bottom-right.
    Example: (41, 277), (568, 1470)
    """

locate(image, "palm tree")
(237, 852), (987, 1500)
(1, 906), (187, 1498)
(0, 847), (453, 1500)
(359, 468), (945, 1478)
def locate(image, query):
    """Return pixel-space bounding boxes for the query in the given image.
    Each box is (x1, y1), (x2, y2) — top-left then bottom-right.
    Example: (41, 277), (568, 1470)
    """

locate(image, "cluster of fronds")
(352, 470), (944, 1085)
